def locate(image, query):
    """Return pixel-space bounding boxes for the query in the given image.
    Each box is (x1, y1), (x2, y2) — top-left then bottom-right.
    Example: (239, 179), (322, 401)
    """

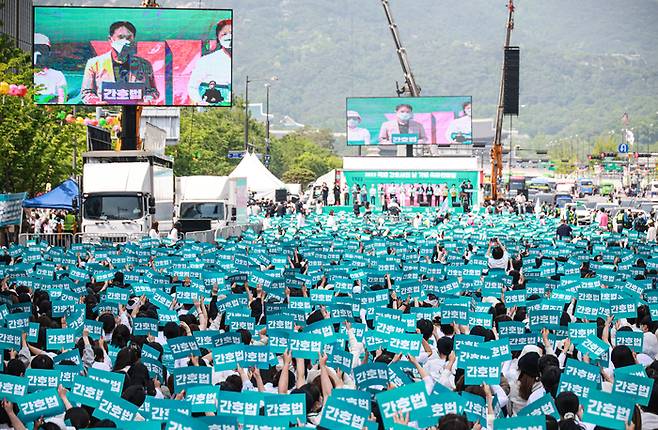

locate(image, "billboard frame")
(32, 5), (234, 108)
(345, 95), (473, 147)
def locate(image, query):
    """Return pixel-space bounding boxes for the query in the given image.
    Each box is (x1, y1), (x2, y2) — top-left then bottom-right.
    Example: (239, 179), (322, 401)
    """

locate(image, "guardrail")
(75, 232), (147, 245)
(18, 233), (75, 247)
(183, 229), (215, 243)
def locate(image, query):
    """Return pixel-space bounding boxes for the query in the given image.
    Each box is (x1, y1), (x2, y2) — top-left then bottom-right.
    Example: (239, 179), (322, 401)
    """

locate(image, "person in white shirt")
(148, 221), (160, 239)
(187, 19), (232, 105)
(346, 110), (371, 145)
(647, 221), (657, 242)
(445, 101), (472, 144)
(168, 222), (181, 241)
(33, 33), (68, 104)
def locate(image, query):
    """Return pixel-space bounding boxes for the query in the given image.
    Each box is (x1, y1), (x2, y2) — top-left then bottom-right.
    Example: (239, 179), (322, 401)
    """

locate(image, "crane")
(381, 0), (421, 98)
(380, 0), (421, 157)
(490, 0), (516, 200)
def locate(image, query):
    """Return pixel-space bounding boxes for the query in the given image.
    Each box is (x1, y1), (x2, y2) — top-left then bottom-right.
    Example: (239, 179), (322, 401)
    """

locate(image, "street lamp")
(244, 75), (278, 151)
(264, 82), (272, 168)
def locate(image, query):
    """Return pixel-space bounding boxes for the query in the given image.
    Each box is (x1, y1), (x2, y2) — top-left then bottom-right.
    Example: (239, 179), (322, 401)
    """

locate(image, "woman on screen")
(187, 19), (232, 105)
(378, 104), (426, 144)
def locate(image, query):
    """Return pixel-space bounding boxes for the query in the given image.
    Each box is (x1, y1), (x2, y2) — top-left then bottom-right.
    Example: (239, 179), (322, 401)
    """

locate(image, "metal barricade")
(183, 229), (215, 243)
(18, 233), (75, 248)
(74, 232), (147, 245)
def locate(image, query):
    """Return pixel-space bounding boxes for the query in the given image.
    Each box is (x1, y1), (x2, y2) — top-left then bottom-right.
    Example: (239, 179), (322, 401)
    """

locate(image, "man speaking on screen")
(187, 19), (232, 105)
(80, 21), (159, 105)
(378, 104), (427, 145)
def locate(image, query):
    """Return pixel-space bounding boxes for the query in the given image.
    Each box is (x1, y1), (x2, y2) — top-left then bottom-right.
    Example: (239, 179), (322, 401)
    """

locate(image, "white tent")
(229, 152), (285, 199)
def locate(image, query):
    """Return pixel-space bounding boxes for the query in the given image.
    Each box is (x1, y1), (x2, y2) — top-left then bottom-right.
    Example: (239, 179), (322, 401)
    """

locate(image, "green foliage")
(269, 129), (342, 180)
(281, 166), (315, 187)
(0, 36), (86, 195)
(166, 103), (263, 177)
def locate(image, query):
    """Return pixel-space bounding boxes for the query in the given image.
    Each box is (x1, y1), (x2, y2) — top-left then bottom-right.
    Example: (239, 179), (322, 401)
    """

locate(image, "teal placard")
(132, 317), (159, 336)
(289, 332), (325, 359)
(353, 363), (388, 390)
(564, 358), (601, 385)
(518, 392), (560, 420)
(424, 392), (462, 427)
(387, 332), (422, 355)
(320, 395), (370, 430)
(579, 335), (609, 359)
(0, 327), (22, 350)
(172, 366), (212, 391)
(26, 368), (60, 392)
(185, 385), (220, 413)
(461, 391), (488, 424)
(568, 322), (598, 344)
(464, 357), (501, 385)
(375, 382), (432, 430)
(216, 390), (263, 418)
(16, 387), (64, 423)
(558, 372), (596, 400)
(93, 392), (140, 422)
(612, 373), (653, 407)
(0, 374), (28, 401)
(582, 390), (634, 430)
(88, 367), (124, 395)
(213, 344), (244, 371)
(615, 331), (643, 352)
(168, 335), (200, 359)
(46, 327), (76, 350)
(69, 374), (107, 408)
(264, 393), (306, 419)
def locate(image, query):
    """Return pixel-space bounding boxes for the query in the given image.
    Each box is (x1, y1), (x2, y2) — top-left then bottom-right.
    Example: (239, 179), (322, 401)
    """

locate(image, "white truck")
(174, 176), (232, 232)
(81, 150), (174, 237)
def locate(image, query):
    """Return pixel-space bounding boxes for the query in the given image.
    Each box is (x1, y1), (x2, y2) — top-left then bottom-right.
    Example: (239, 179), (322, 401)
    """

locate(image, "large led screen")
(33, 6), (232, 106)
(346, 96), (472, 146)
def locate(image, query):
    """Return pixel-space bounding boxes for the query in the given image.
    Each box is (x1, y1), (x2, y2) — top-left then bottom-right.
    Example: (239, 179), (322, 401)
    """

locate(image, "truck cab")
(174, 176), (232, 233)
(81, 151), (174, 238)
(577, 178), (596, 197)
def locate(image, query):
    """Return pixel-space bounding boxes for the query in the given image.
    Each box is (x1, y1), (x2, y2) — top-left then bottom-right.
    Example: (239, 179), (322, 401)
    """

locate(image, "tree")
(282, 166), (315, 187)
(166, 101), (265, 177)
(0, 36), (87, 195)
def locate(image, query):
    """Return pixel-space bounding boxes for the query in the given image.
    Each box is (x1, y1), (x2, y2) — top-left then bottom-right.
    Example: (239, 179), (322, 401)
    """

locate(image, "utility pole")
(265, 83), (271, 167)
(244, 75), (250, 151)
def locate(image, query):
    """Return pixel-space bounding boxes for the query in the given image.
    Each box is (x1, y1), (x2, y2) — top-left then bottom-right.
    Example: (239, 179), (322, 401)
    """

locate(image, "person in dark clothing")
(556, 219), (573, 240)
(333, 184), (341, 206)
(202, 81), (224, 104)
(321, 183), (329, 206)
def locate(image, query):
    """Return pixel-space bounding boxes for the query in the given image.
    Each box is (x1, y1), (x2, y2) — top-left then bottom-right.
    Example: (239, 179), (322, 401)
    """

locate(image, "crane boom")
(490, 0), (516, 200)
(381, 0), (420, 97)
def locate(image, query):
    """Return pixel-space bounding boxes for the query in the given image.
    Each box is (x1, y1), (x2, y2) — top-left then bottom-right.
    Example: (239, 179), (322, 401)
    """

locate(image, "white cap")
(34, 33), (51, 47)
(346, 110), (361, 119)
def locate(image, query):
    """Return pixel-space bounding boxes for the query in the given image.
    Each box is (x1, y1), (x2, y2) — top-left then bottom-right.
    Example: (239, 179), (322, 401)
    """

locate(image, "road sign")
(618, 143), (628, 154)
(227, 150), (246, 159)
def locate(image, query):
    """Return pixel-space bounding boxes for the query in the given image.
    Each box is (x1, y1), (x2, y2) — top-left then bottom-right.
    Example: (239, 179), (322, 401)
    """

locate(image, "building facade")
(1, 0), (33, 52)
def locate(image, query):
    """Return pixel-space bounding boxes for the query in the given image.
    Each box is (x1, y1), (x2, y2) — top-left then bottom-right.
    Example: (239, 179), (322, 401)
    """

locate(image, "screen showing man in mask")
(33, 6), (233, 106)
(80, 21), (158, 105)
(345, 96), (473, 151)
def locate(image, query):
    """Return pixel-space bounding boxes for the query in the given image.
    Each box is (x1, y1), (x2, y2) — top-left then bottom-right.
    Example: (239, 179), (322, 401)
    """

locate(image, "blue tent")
(22, 179), (79, 211)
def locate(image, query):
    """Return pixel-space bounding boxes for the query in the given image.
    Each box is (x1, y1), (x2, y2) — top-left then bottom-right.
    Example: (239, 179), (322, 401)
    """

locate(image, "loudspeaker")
(275, 189), (288, 202)
(503, 47), (520, 115)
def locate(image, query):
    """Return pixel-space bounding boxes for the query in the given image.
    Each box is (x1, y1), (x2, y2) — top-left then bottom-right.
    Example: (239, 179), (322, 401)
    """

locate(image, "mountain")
(34, 0), (658, 141)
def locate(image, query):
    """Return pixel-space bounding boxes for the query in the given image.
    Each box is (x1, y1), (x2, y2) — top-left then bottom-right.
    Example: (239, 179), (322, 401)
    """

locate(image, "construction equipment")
(381, 0), (421, 97)
(381, 0), (421, 157)
(490, 0), (516, 200)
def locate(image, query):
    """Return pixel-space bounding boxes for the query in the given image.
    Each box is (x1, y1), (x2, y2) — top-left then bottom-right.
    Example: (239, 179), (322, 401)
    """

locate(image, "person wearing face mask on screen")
(378, 104), (427, 156)
(80, 21), (159, 105)
(187, 19), (232, 105)
(346, 111), (371, 145)
(33, 33), (68, 104)
(445, 101), (473, 144)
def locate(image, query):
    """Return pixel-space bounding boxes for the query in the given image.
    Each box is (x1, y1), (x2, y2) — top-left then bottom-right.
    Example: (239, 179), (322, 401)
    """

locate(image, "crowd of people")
(1, 205), (658, 429)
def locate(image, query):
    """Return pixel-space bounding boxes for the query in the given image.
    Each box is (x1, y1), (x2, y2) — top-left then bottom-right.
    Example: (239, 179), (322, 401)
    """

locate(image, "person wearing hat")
(509, 351), (542, 415)
(33, 33), (68, 104)
(188, 19), (232, 105)
(346, 110), (371, 145)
